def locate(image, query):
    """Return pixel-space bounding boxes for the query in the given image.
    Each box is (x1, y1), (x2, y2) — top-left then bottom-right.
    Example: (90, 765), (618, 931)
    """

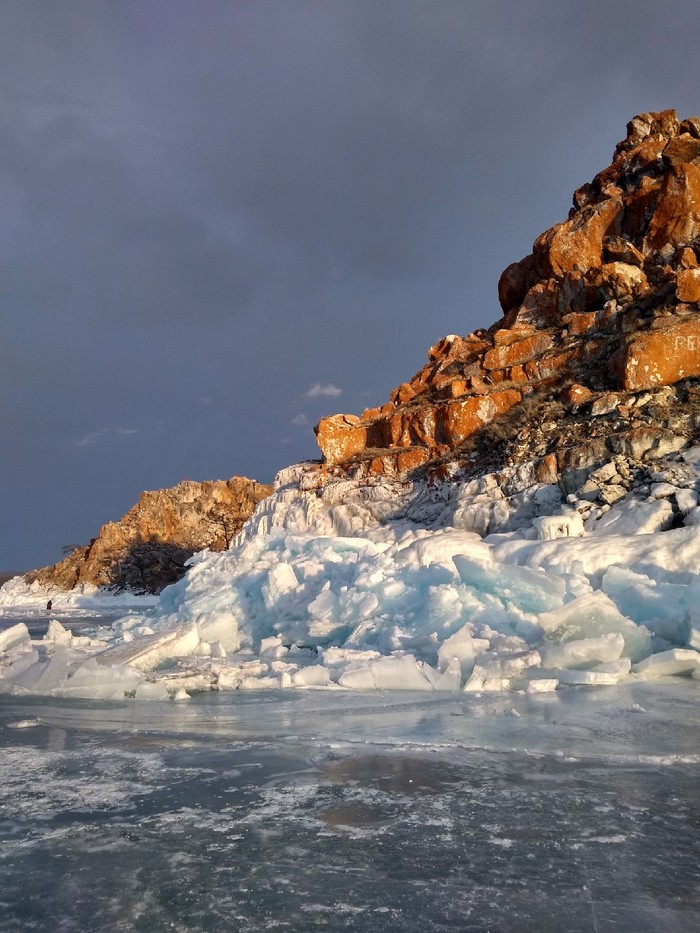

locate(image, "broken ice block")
(12, 647), (71, 693)
(525, 678), (559, 694)
(291, 665), (331, 687)
(684, 605), (700, 651)
(53, 658), (144, 699)
(43, 619), (72, 647)
(437, 624), (475, 679)
(601, 566), (686, 640)
(1, 647), (39, 683)
(373, 656), (434, 691)
(533, 513), (584, 540)
(433, 657), (463, 691)
(537, 592), (651, 661)
(464, 649), (540, 693)
(260, 635), (288, 658)
(338, 655), (434, 691)
(196, 610), (240, 651)
(590, 499), (673, 536)
(556, 668), (625, 686)
(453, 555), (566, 613)
(239, 675), (282, 690)
(95, 622), (201, 671)
(262, 563), (299, 610)
(0, 623), (30, 654)
(463, 664), (506, 693)
(398, 530), (488, 569)
(592, 658), (631, 677)
(337, 666), (377, 690)
(539, 633), (624, 670)
(134, 681), (170, 701)
(633, 649), (700, 677)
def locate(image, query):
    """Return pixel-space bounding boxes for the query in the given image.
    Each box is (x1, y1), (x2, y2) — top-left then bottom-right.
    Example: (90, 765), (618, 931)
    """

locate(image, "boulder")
(643, 163), (700, 256)
(315, 414), (368, 466)
(602, 236), (644, 267)
(439, 390), (522, 446)
(498, 255), (535, 314)
(534, 197), (622, 278)
(676, 268), (700, 303)
(618, 318), (700, 390)
(483, 332), (553, 370)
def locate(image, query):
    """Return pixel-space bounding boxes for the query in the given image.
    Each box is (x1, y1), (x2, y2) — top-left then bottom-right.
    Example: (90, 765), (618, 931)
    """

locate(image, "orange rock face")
(395, 448), (431, 473)
(598, 262), (648, 301)
(676, 268), (700, 303)
(644, 163), (700, 255)
(564, 313), (597, 337)
(536, 198), (622, 278)
(315, 414), (367, 466)
(314, 110), (700, 475)
(619, 318), (700, 390)
(483, 333), (553, 370)
(439, 390), (522, 446)
(662, 135), (700, 168)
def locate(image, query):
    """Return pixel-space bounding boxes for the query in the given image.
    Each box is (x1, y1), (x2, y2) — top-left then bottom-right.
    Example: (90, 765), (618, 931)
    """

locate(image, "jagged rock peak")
(26, 475), (273, 594)
(315, 110), (700, 479)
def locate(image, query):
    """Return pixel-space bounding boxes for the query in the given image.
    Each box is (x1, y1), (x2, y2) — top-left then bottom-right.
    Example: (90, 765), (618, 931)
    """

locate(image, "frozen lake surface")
(1, 683), (699, 932)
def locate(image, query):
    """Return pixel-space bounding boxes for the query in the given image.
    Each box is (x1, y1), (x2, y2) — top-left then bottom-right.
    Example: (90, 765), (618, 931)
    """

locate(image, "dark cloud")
(2, 0), (700, 568)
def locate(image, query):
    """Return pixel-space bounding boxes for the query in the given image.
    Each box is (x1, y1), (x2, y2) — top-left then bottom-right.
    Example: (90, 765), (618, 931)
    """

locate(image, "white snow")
(2, 451), (700, 699)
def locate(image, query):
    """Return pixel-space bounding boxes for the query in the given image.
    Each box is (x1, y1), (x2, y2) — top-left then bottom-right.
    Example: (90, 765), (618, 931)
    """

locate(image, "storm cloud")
(3, 0), (700, 568)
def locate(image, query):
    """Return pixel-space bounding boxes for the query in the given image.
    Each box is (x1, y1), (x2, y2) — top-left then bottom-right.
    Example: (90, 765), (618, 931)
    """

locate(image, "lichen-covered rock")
(314, 414), (367, 466)
(643, 163), (700, 256)
(535, 197), (622, 278)
(314, 110), (700, 478)
(676, 267), (700, 302)
(440, 390), (522, 446)
(483, 333), (553, 371)
(618, 318), (700, 390)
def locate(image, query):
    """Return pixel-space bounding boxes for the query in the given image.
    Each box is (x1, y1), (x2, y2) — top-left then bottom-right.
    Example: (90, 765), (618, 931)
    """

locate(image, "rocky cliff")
(26, 476), (273, 594)
(5, 111), (700, 699)
(315, 110), (700, 483)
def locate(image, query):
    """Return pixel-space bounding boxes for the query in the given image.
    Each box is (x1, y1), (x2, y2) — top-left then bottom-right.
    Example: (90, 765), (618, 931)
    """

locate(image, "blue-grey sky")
(3, 0), (700, 570)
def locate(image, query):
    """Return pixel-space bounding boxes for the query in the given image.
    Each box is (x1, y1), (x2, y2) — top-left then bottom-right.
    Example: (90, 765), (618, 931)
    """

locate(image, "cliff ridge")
(26, 476), (273, 594)
(315, 110), (700, 483)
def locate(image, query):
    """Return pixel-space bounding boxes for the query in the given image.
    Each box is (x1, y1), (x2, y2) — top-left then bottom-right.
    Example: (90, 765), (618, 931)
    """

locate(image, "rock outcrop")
(315, 110), (700, 480)
(27, 476), (273, 594)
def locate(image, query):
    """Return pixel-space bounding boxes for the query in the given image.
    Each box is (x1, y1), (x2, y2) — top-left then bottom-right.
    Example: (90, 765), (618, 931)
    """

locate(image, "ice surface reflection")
(0, 684), (699, 932)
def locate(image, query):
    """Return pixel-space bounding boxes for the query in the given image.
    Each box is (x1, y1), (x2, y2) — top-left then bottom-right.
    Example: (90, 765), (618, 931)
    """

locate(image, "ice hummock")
(0, 573), (158, 612)
(2, 456), (700, 700)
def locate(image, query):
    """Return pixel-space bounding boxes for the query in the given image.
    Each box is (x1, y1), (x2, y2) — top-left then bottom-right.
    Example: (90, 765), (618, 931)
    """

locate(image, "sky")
(3, 0), (700, 571)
